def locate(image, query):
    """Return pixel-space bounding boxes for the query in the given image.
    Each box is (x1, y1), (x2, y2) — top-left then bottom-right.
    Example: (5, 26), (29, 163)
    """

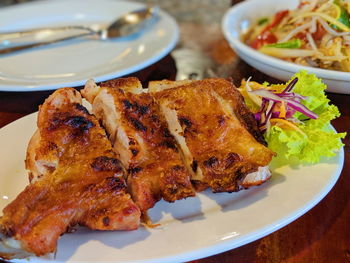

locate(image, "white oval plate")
(0, 113), (344, 263)
(222, 0), (350, 94)
(0, 0), (179, 92)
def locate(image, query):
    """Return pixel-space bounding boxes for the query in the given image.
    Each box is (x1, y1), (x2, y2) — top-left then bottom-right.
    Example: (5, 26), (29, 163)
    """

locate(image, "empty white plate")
(0, 0), (179, 91)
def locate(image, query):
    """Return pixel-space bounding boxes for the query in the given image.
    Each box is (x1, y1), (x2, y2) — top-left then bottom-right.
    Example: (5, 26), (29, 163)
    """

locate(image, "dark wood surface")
(0, 5), (349, 263)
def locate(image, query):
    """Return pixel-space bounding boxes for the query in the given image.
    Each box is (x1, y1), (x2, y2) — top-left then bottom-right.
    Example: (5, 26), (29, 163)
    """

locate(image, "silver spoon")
(0, 6), (158, 55)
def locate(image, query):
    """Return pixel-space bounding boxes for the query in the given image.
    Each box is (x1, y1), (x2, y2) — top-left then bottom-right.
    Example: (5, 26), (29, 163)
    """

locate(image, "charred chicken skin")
(0, 88), (140, 259)
(82, 78), (195, 213)
(0, 77), (275, 260)
(149, 78), (275, 192)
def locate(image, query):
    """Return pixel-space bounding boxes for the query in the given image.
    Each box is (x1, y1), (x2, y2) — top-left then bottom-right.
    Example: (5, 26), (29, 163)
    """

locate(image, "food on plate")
(0, 77), (276, 260)
(82, 77), (274, 206)
(243, 0), (350, 72)
(238, 70), (346, 163)
(0, 88), (140, 259)
(81, 78), (195, 213)
(149, 78), (275, 191)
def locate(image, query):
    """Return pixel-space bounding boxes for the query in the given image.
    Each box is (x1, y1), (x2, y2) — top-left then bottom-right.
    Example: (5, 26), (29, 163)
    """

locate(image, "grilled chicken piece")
(0, 88), (140, 260)
(149, 78), (275, 192)
(81, 78), (195, 213)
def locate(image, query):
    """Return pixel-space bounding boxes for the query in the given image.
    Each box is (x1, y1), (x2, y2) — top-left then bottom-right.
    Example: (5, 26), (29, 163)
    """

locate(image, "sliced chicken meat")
(82, 78), (195, 213)
(149, 78), (275, 192)
(0, 88), (140, 259)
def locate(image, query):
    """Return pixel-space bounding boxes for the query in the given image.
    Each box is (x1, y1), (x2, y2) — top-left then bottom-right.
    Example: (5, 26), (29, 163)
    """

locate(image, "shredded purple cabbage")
(250, 78), (318, 133)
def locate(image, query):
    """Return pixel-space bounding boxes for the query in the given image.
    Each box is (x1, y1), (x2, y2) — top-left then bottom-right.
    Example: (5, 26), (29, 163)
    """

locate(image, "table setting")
(0, 0), (349, 262)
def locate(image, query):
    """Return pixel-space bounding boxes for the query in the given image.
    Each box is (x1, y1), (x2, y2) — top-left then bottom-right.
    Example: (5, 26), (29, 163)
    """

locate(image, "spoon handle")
(0, 26), (96, 40)
(0, 31), (95, 55)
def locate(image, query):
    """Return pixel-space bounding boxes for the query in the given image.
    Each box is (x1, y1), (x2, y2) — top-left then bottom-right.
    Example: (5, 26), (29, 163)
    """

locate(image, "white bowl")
(222, 0), (350, 94)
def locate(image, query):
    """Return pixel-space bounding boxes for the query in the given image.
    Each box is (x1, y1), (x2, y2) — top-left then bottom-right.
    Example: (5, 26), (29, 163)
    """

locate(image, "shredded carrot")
(270, 118), (307, 136)
(240, 79), (273, 90)
(271, 84), (287, 93)
(141, 213), (161, 228)
(279, 101), (287, 118)
(141, 222), (161, 228)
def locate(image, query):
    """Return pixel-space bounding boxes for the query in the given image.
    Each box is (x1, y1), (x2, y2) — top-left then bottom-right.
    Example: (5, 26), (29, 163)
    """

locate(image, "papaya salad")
(243, 0), (350, 72)
(238, 71), (346, 163)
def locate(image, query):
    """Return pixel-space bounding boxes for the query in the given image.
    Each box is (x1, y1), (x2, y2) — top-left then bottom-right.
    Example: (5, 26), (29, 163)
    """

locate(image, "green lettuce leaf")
(265, 70), (346, 163)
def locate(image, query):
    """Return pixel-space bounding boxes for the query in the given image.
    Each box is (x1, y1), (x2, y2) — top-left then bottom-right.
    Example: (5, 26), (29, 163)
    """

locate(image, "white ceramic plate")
(0, 113), (344, 263)
(222, 0), (350, 94)
(0, 0), (179, 92)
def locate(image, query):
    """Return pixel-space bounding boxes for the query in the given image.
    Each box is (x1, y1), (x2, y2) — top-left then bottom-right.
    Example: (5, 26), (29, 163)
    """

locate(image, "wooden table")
(0, 4), (349, 263)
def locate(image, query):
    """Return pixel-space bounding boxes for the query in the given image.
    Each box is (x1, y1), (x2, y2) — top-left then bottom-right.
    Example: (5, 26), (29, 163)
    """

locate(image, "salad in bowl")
(243, 0), (350, 72)
(222, 0), (350, 94)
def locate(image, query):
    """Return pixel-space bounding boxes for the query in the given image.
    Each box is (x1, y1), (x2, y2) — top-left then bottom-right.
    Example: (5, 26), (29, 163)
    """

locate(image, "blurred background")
(0, 0), (236, 81)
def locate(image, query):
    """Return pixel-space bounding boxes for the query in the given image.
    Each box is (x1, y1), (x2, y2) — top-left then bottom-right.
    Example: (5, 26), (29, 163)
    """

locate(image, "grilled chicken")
(81, 78), (195, 213)
(0, 88), (140, 259)
(149, 78), (275, 192)
(1, 77), (275, 260)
